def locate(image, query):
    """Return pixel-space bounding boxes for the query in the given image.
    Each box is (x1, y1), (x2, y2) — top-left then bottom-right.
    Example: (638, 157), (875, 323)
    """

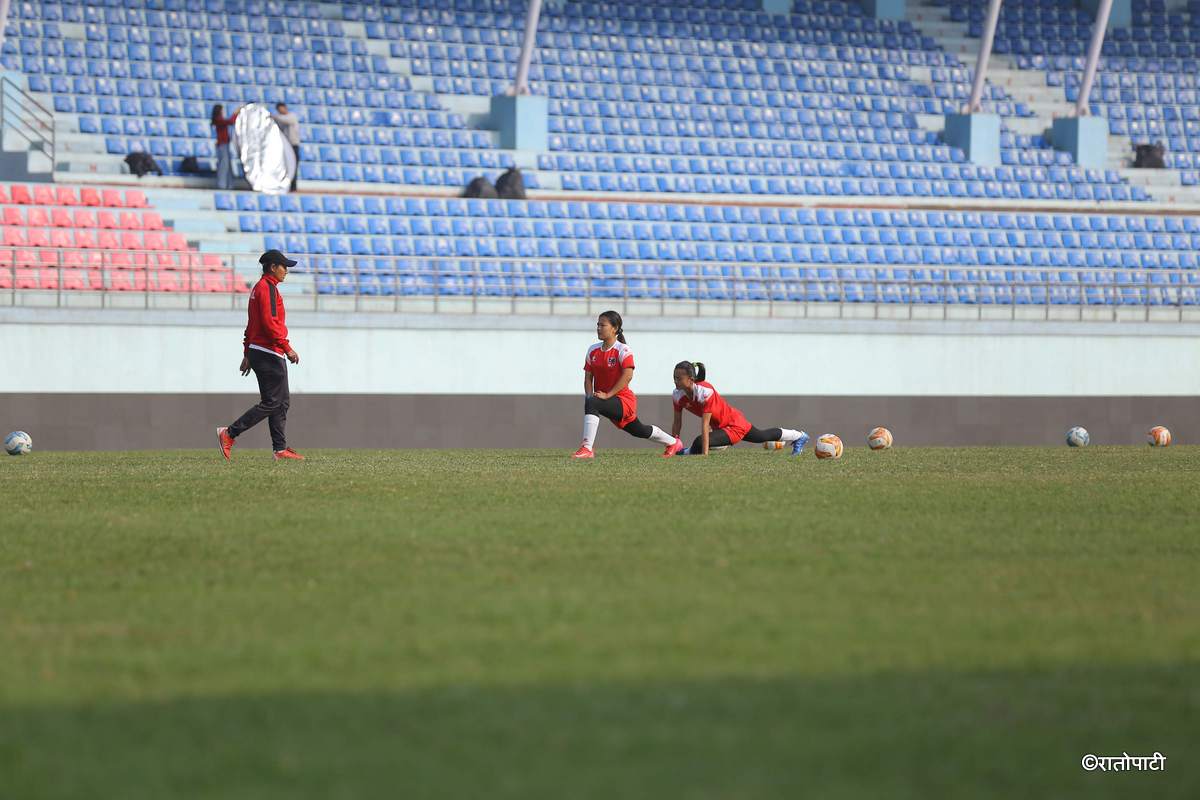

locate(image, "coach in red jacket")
(216, 249), (304, 461)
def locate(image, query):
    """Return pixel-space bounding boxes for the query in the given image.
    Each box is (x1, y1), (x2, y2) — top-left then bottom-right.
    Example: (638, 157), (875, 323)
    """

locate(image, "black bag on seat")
(1133, 143), (1165, 169)
(124, 151), (162, 177)
(494, 167), (526, 199)
(462, 175), (498, 198)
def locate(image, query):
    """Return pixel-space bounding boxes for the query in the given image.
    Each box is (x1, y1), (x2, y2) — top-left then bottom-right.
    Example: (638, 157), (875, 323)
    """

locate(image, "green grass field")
(1, 446), (1197, 799)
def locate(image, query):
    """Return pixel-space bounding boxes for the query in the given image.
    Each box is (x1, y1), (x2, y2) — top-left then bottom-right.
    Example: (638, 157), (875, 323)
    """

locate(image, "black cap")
(259, 249), (297, 268)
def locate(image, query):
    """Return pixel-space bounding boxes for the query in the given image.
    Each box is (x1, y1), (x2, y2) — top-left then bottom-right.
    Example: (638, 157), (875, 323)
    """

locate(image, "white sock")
(779, 429), (804, 442)
(582, 414), (600, 449)
(648, 426), (676, 446)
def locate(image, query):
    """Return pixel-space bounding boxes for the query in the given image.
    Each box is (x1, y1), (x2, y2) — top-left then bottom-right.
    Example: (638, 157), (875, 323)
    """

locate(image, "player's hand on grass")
(287, 349), (300, 364)
(239, 356), (251, 376)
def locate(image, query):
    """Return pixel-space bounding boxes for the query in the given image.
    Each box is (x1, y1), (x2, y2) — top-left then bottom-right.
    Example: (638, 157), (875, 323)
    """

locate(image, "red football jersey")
(673, 381), (749, 431)
(584, 341), (635, 394)
(584, 341), (638, 428)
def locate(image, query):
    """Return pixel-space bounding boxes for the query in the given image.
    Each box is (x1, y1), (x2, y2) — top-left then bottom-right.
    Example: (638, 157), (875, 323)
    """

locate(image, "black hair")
(598, 310), (625, 344)
(276, 101), (287, 110)
(674, 361), (706, 382)
(210, 104), (223, 125)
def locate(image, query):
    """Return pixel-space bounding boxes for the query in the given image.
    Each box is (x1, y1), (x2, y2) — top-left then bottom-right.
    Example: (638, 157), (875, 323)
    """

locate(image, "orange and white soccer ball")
(1147, 426), (1172, 447)
(867, 427), (893, 451)
(814, 433), (843, 459)
(763, 441), (785, 451)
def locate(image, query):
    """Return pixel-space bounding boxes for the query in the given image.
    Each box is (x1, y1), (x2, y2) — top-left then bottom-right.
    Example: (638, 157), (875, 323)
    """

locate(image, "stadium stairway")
(904, 0), (1200, 204)
(921, 0), (1200, 204)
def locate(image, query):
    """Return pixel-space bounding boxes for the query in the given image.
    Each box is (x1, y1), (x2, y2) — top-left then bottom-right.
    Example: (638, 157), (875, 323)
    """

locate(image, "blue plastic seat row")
(227, 194), (1194, 233)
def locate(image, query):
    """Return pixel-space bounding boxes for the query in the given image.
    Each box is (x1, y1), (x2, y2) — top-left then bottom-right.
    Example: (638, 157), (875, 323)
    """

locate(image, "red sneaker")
(273, 448), (305, 461)
(216, 427), (234, 461)
(662, 436), (683, 458)
(571, 443), (594, 459)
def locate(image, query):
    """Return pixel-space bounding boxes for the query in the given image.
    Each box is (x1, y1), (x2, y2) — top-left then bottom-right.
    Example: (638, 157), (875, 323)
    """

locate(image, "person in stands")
(211, 104), (239, 190)
(272, 102), (302, 192)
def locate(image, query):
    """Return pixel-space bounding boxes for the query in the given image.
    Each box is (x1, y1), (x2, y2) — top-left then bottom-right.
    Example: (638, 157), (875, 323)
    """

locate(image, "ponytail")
(599, 310), (626, 344)
(673, 360), (707, 382)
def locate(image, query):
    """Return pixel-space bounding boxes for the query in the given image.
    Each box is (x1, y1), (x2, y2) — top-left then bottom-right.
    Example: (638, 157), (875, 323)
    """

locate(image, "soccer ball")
(763, 441), (784, 451)
(814, 433), (843, 459)
(1066, 427), (1089, 447)
(867, 427), (893, 451)
(4, 431), (32, 456)
(1147, 426), (1172, 447)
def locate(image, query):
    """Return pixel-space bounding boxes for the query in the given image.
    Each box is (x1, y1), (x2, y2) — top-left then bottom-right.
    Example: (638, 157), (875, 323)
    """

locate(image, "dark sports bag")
(180, 155), (201, 174)
(462, 175), (498, 199)
(1133, 143), (1165, 169)
(124, 151), (162, 177)
(494, 167), (526, 199)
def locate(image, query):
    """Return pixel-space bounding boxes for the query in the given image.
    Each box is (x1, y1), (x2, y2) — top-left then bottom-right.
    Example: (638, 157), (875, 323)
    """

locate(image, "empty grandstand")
(2, 0), (1199, 451)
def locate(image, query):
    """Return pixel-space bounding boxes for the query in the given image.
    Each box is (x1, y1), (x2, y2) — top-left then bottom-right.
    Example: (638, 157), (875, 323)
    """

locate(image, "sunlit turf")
(1, 447), (1197, 799)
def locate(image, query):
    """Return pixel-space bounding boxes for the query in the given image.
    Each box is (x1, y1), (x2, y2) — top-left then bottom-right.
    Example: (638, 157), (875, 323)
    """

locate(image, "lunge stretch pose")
(574, 311), (683, 459)
(670, 361), (808, 456)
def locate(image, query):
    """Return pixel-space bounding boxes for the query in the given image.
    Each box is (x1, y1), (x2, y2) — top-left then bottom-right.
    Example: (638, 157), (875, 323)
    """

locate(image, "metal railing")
(0, 76), (55, 172)
(3, 250), (1199, 322)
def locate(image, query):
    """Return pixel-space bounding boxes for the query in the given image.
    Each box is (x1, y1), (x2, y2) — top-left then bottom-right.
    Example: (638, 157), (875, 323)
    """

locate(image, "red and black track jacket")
(243, 274), (291, 356)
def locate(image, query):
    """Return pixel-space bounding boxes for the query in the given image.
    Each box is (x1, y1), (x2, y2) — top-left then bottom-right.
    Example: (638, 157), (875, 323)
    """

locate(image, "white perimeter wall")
(3, 308), (1199, 396)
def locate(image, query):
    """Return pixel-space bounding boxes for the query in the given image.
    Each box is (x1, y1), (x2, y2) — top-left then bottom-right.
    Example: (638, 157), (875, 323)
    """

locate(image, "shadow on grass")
(1, 664), (1194, 800)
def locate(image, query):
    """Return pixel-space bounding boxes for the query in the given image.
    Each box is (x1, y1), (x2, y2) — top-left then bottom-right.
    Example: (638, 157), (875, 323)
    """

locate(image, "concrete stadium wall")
(2, 308), (1198, 449)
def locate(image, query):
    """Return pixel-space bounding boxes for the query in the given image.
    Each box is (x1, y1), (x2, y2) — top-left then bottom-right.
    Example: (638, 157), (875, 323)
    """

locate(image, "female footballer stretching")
(669, 361), (808, 456)
(573, 311), (683, 459)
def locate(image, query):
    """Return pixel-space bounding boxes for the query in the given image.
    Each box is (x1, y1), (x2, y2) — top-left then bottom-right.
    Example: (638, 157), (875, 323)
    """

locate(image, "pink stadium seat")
(49, 229), (73, 248)
(110, 270), (148, 292)
(74, 230), (97, 248)
(154, 271), (184, 292)
(55, 187), (78, 206)
(155, 252), (180, 270)
(109, 251), (133, 270)
(3, 227), (27, 246)
(33, 186), (55, 205)
(61, 268), (87, 290)
(37, 250), (58, 268)
(12, 248), (36, 269)
(73, 209), (97, 228)
(119, 212), (142, 230)
(0, 269), (10, 290)
(80, 187), (102, 207)
(0, 186), (9, 205)
(10, 185), (33, 205)
(98, 211), (120, 229)
(101, 189), (124, 207)
(27, 228), (50, 247)
(144, 231), (166, 250)
(201, 254), (222, 269)
(27, 207), (49, 227)
(38, 269), (59, 290)
(15, 268), (37, 289)
(96, 231), (119, 249)
(51, 208), (72, 227)
(121, 231), (144, 250)
(124, 190), (148, 208)
(142, 212), (164, 231)
(204, 271), (235, 292)
(166, 232), (187, 250)
(2, 207), (22, 226)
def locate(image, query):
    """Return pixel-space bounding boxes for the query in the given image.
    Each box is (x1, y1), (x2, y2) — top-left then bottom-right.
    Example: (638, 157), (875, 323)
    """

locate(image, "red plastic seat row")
(1, 207), (164, 230)
(0, 185), (148, 209)
(0, 227), (187, 250)
(0, 268), (244, 293)
(1, 248), (221, 271)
